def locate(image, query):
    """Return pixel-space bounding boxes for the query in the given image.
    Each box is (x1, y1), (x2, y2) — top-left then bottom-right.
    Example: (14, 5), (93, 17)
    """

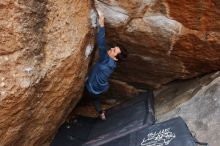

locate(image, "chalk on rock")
(85, 44), (94, 59)
(90, 9), (98, 28)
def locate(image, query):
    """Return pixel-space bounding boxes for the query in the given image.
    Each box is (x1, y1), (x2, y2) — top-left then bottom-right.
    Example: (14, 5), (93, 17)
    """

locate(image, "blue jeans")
(85, 88), (102, 113)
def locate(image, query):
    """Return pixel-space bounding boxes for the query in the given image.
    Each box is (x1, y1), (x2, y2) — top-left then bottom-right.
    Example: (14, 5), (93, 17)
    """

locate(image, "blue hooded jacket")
(85, 26), (116, 95)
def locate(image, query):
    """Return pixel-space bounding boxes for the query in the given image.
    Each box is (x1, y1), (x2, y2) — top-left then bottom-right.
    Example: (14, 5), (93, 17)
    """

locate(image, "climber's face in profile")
(107, 46), (121, 61)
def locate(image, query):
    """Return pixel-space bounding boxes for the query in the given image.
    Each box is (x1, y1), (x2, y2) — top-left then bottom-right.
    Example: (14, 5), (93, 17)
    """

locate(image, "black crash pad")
(103, 117), (208, 146)
(51, 91), (155, 146)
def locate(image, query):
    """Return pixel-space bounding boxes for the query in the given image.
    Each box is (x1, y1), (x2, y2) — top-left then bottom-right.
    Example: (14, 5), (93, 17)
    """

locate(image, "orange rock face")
(95, 0), (220, 88)
(166, 0), (220, 31)
(0, 0), (93, 145)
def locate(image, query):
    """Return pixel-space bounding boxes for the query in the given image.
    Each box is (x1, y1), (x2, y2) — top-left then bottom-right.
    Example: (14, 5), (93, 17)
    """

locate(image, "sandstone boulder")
(95, 0), (220, 88)
(0, 0), (93, 145)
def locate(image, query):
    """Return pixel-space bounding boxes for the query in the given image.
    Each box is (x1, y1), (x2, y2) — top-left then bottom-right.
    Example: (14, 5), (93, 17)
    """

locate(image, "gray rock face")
(156, 72), (220, 146)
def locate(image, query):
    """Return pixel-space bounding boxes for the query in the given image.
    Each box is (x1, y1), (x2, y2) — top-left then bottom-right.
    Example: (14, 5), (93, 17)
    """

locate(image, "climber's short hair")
(115, 46), (128, 62)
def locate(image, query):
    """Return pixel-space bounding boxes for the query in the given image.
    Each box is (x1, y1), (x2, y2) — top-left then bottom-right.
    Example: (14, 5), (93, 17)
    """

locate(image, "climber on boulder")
(85, 11), (128, 120)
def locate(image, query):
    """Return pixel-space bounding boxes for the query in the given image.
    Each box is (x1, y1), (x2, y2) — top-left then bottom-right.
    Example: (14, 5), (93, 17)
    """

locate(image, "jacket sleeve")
(97, 26), (108, 61)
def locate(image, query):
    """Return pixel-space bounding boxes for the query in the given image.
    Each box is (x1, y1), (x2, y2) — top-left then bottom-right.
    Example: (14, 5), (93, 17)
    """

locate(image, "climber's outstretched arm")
(97, 14), (107, 60)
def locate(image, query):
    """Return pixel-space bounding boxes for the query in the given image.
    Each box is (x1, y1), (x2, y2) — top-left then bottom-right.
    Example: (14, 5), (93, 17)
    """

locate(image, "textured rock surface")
(95, 0), (220, 88)
(0, 0), (93, 145)
(155, 72), (220, 146)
